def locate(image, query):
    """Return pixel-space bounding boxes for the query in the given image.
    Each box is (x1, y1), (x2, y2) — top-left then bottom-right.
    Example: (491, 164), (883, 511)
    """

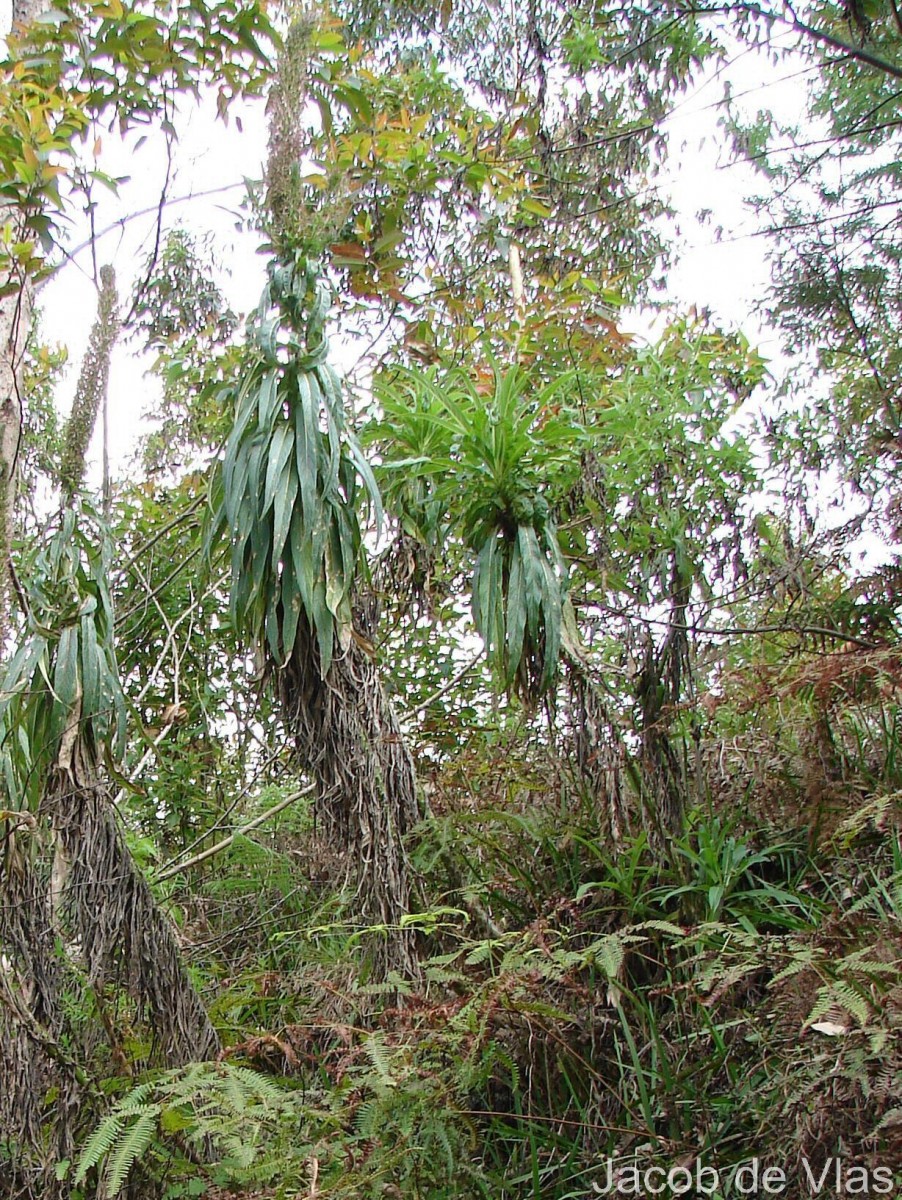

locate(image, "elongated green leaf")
(311, 580), (334, 674)
(289, 506), (314, 613)
(346, 435), (383, 532)
(506, 534), (526, 683)
(316, 365), (343, 489)
(280, 586), (303, 664)
(263, 424), (294, 516)
(256, 317), (280, 363)
(473, 533), (503, 666)
(265, 592), (282, 659)
(519, 525), (544, 640)
(80, 613), (100, 721)
(324, 523), (347, 618)
(243, 435), (267, 516)
(272, 460), (299, 569)
(54, 624), (80, 716)
(224, 365), (264, 469)
(257, 367), (281, 429)
(0, 634), (48, 720)
(224, 435), (252, 528)
(49, 624), (79, 752)
(294, 372), (320, 530)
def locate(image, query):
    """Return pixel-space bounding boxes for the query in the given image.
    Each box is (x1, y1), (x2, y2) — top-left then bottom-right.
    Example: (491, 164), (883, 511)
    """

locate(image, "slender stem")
(683, 1), (902, 80)
(891, 0), (902, 38)
(406, 651), (482, 717)
(102, 362), (110, 518)
(155, 784), (315, 882)
(508, 241), (525, 322)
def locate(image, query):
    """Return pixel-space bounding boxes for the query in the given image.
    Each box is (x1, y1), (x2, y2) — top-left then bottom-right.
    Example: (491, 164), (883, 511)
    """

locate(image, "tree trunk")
(0, 732), (220, 1198)
(279, 617), (421, 982)
(47, 760), (220, 1064)
(0, 196), (218, 1191)
(0, 834), (81, 1200)
(11, 0), (47, 28)
(0, 0), (47, 652)
(0, 260), (30, 653)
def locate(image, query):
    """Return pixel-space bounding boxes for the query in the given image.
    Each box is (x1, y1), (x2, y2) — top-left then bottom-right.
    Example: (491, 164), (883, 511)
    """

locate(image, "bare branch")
(155, 783), (315, 882)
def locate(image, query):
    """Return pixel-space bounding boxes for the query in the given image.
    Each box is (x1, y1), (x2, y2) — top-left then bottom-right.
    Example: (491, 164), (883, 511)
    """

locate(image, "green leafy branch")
(0, 502), (125, 808)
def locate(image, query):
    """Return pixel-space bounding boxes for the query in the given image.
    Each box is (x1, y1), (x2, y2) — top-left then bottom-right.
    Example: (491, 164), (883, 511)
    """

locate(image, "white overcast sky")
(1, 0), (809, 478)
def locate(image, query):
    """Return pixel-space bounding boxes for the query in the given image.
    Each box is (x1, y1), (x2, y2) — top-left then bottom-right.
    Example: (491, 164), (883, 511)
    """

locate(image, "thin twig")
(155, 783), (315, 882)
(112, 722), (175, 809)
(116, 491), (207, 577)
(406, 652), (482, 717)
(891, 0), (902, 38)
(158, 749), (285, 868)
(683, 0), (902, 80)
(59, 183), (249, 269)
(121, 97), (176, 330)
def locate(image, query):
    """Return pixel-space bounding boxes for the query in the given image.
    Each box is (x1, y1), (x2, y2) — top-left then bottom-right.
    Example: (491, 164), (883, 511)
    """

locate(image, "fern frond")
(769, 948), (820, 986)
(595, 934), (625, 980)
(465, 939), (504, 965)
(76, 1061), (296, 1197)
(225, 1063), (287, 1106)
(75, 1114), (125, 1184)
(364, 1034), (397, 1090)
(806, 981), (871, 1028)
(220, 1127), (260, 1169)
(116, 1080), (157, 1111)
(875, 1106), (902, 1134)
(221, 1064), (253, 1117)
(102, 1108), (158, 1198)
(354, 1099), (380, 1138)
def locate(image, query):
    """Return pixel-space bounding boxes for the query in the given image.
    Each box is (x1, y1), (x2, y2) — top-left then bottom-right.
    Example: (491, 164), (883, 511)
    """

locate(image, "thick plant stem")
(0, 271), (30, 654)
(252, 16), (423, 984)
(0, 837), (80, 1200)
(47, 767), (220, 1065)
(280, 622), (421, 982)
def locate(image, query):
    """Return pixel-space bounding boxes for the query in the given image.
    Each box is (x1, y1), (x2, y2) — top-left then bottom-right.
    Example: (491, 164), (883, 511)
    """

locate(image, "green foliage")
(20, 331), (67, 504)
(566, 318), (765, 607)
(374, 364), (576, 700)
(0, 0), (274, 285)
(132, 229), (240, 472)
(74, 1061), (293, 1197)
(323, 0), (722, 321)
(214, 252), (381, 674)
(721, 0), (902, 548)
(133, 228), (235, 350)
(0, 503), (125, 806)
(6, 5), (902, 1200)
(0, 56), (88, 285)
(69, 806), (902, 1199)
(653, 812), (817, 931)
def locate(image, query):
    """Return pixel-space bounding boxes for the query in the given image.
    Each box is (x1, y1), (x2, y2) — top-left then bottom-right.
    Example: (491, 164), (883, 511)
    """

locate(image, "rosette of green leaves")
(374, 365), (578, 703)
(214, 254), (380, 674)
(0, 504), (126, 809)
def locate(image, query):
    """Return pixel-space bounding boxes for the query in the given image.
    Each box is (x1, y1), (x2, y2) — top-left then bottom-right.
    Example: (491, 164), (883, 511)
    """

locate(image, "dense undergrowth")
(69, 643), (902, 1200)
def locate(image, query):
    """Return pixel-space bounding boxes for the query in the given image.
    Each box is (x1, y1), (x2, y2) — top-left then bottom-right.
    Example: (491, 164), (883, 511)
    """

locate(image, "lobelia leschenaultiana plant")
(211, 250), (420, 981)
(373, 363), (578, 705)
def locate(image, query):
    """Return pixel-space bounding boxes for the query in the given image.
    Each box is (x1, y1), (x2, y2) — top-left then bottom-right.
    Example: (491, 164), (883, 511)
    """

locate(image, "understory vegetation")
(1, 0), (901, 1197)
(77, 703), (902, 1200)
